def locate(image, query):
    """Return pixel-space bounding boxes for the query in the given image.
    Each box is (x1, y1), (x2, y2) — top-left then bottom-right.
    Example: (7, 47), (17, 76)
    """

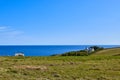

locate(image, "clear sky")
(0, 0), (120, 45)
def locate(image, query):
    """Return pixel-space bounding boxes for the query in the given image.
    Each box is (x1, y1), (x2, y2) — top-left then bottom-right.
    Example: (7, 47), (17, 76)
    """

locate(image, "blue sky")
(0, 0), (120, 45)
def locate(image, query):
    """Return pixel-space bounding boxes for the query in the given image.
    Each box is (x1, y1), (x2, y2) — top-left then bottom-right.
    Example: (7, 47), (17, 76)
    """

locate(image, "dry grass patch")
(13, 65), (48, 71)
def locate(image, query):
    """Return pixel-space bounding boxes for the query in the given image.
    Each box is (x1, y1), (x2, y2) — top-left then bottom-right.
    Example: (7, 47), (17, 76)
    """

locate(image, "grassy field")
(0, 48), (120, 80)
(92, 47), (120, 56)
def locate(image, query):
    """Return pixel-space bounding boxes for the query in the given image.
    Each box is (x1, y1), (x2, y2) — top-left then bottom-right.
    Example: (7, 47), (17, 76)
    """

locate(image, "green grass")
(0, 48), (120, 80)
(92, 47), (120, 56)
(0, 56), (120, 80)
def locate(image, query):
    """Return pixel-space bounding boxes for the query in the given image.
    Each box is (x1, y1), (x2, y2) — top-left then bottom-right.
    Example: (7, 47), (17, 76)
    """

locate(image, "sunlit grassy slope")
(92, 47), (120, 56)
(0, 48), (120, 80)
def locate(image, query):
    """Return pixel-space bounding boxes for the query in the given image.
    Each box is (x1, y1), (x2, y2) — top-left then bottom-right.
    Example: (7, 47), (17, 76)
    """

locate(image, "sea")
(0, 45), (120, 56)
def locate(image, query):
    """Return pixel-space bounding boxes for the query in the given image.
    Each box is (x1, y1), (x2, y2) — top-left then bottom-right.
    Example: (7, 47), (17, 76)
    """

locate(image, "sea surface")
(0, 45), (120, 56)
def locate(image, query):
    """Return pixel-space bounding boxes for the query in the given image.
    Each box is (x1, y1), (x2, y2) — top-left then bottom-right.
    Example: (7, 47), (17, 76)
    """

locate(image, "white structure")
(15, 53), (24, 56)
(85, 47), (95, 53)
(90, 48), (95, 52)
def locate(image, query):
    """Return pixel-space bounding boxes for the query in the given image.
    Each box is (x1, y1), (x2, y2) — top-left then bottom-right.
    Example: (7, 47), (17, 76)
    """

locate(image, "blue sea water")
(0, 45), (120, 56)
